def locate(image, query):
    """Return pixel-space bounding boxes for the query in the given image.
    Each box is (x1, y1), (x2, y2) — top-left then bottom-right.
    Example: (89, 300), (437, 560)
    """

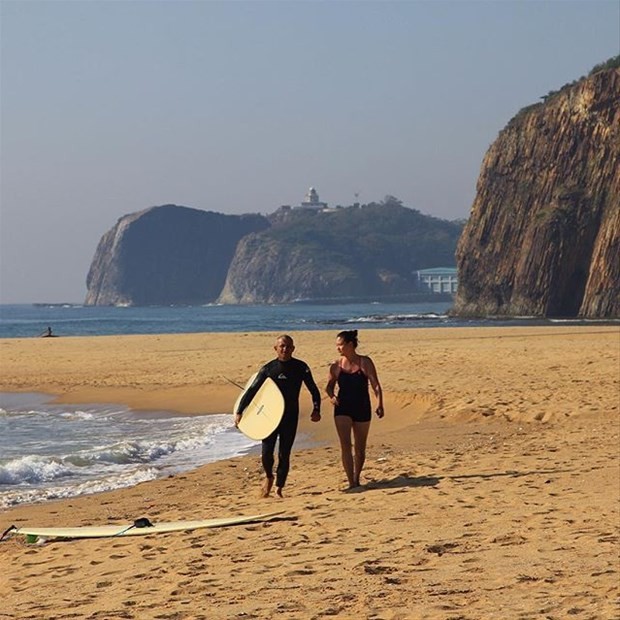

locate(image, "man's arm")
(234, 367), (269, 422)
(302, 365), (322, 422)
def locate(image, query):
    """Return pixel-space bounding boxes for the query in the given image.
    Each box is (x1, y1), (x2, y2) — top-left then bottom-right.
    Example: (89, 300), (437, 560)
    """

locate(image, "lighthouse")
(298, 187), (327, 209)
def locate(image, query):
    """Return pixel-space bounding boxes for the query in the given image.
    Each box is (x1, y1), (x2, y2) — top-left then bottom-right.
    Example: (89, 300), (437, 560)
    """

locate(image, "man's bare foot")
(276, 487), (283, 498)
(260, 477), (274, 498)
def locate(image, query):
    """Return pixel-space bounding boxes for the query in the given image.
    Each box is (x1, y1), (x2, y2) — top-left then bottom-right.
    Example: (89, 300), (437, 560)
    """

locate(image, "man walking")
(235, 335), (321, 498)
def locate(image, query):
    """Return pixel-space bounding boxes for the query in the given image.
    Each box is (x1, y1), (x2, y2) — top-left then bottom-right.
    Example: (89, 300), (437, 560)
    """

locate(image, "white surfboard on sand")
(234, 374), (285, 441)
(10, 511), (284, 540)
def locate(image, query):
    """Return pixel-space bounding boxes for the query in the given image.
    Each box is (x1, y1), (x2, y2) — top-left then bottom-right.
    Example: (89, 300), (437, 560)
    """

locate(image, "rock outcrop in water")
(452, 61), (619, 318)
(85, 205), (269, 306)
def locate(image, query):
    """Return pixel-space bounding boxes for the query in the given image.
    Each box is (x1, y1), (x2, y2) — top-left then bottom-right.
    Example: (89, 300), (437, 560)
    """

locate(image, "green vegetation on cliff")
(514, 55), (620, 120)
(268, 196), (459, 272)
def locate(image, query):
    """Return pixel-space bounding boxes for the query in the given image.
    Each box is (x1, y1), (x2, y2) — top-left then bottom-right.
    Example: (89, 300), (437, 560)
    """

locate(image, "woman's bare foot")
(260, 477), (274, 498)
(343, 483), (363, 493)
(276, 487), (283, 498)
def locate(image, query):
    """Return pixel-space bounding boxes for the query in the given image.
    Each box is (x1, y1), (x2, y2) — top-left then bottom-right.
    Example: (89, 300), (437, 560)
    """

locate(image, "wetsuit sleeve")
(235, 366), (269, 416)
(302, 365), (322, 412)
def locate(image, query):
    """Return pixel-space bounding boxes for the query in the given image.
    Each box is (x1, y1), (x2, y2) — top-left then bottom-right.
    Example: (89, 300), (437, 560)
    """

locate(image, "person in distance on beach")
(234, 334), (321, 498)
(326, 329), (384, 490)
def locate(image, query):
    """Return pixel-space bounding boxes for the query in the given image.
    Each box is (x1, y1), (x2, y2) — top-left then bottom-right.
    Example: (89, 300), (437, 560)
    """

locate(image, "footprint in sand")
(425, 542), (459, 556)
(490, 533), (527, 546)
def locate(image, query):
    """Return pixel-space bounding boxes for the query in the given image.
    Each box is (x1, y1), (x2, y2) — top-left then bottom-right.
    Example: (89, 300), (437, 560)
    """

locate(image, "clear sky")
(1, 0), (618, 304)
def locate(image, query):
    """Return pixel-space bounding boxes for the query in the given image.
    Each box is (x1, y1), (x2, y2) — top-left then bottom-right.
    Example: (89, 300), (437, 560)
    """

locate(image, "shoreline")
(1, 326), (619, 618)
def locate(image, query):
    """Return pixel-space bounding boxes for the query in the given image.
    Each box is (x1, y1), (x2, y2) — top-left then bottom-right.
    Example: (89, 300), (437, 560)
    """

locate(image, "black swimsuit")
(334, 368), (371, 422)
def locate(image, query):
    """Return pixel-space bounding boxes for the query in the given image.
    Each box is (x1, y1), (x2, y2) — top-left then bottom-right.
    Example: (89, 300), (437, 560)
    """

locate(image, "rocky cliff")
(85, 200), (462, 306)
(217, 202), (462, 304)
(85, 205), (269, 306)
(452, 62), (619, 318)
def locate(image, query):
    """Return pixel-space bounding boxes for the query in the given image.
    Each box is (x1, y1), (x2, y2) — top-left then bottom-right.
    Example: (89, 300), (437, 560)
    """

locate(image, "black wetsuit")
(236, 358), (321, 488)
(334, 368), (372, 422)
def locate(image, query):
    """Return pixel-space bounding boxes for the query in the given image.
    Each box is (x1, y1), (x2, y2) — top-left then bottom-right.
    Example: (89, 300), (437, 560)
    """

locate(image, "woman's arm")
(362, 356), (384, 417)
(325, 361), (340, 406)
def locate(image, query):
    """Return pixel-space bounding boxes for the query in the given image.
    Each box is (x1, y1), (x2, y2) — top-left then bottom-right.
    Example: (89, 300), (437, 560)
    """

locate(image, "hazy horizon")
(1, 0), (618, 304)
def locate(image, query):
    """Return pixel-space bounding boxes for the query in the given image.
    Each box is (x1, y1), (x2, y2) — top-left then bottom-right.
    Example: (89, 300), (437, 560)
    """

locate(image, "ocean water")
(1, 301), (613, 508)
(0, 300), (584, 339)
(0, 301), (460, 338)
(0, 392), (257, 509)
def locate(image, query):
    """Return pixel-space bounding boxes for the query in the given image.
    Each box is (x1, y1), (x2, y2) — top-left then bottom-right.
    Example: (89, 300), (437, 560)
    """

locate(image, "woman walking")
(326, 330), (384, 489)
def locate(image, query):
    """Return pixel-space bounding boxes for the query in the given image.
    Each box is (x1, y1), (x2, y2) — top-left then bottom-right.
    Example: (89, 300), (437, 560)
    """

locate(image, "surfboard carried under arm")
(234, 374), (285, 441)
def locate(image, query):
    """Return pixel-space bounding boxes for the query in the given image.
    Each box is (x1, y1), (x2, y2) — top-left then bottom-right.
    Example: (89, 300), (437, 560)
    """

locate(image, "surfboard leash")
(0, 524), (17, 541)
(112, 517), (155, 537)
(222, 375), (245, 390)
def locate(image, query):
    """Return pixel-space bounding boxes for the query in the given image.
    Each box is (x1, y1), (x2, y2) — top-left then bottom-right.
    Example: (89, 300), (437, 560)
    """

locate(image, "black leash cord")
(0, 525), (17, 541)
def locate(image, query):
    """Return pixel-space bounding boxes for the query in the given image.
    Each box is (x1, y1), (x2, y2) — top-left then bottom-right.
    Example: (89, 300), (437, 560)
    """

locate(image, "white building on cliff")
(296, 187), (328, 209)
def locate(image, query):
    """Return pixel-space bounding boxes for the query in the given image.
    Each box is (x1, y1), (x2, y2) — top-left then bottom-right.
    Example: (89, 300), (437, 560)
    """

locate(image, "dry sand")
(0, 326), (618, 619)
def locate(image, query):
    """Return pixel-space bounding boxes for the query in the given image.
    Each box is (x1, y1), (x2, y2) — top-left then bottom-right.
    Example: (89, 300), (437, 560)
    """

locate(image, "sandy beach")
(1, 326), (618, 619)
